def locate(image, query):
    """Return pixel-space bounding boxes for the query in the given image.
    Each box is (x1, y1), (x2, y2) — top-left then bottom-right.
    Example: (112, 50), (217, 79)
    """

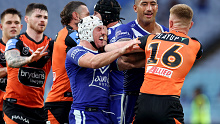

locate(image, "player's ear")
(72, 12), (79, 20)
(133, 4), (137, 13)
(189, 21), (194, 29)
(24, 16), (28, 23)
(0, 24), (2, 30)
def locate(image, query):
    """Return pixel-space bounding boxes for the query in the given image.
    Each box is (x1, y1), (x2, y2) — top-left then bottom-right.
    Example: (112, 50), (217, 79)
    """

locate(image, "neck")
(138, 20), (162, 34)
(69, 19), (79, 30)
(79, 40), (98, 51)
(170, 27), (188, 35)
(26, 28), (43, 42)
(68, 22), (78, 30)
(2, 36), (9, 44)
(107, 21), (119, 28)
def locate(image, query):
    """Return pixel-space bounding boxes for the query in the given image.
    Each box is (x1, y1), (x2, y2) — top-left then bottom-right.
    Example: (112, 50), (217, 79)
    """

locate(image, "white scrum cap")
(78, 15), (103, 42)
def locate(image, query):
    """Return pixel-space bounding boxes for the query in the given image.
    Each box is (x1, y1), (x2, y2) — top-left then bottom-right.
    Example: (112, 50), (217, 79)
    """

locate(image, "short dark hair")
(25, 3), (48, 16)
(94, 0), (121, 26)
(1, 8), (22, 21)
(60, 1), (86, 26)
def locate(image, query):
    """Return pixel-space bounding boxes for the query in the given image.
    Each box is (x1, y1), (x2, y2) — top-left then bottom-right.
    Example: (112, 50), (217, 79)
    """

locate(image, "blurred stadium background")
(0, 0), (219, 123)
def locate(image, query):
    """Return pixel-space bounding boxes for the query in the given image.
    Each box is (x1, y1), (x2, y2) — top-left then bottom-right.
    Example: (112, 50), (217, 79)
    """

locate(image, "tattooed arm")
(5, 46), (48, 68)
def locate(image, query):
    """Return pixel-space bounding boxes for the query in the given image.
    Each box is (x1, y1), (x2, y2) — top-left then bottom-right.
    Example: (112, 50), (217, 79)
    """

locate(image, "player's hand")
(120, 39), (140, 54)
(28, 46), (48, 63)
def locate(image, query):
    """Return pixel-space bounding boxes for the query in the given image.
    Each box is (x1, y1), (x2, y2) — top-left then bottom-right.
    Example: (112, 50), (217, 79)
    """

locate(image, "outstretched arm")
(5, 46), (48, 68)
(79, 40), (141, 69)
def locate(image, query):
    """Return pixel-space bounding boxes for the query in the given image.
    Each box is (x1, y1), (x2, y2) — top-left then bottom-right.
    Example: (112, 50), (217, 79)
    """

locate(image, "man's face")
(93, 11), (102, 20)
(26, 9), (48, 33)
(93, 25), (107, 48)
(78, 5), (90, 20)
(0, 14), (22, 40)
(134, 0), (158, 24)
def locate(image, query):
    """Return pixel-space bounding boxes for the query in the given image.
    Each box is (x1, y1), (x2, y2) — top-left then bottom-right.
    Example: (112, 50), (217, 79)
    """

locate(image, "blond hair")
(170, 4), (193, 27)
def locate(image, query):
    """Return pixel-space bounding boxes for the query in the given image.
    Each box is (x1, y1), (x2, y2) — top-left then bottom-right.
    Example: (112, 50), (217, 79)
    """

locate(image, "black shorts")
(44, 101), (72, 124)
(0, 111), (4, 124)
(133, 93), (184, 124)
(3, 100), (47, 124)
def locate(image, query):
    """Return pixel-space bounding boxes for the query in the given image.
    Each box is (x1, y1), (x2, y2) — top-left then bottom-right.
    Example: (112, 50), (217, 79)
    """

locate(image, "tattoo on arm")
(5, 49), (30, 68)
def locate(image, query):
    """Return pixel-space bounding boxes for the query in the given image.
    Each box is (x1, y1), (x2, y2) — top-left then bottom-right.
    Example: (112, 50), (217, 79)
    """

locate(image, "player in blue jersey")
(65, 15), (140, 124)
(114, 0), (169, 123)
(94, 0), (124, 123)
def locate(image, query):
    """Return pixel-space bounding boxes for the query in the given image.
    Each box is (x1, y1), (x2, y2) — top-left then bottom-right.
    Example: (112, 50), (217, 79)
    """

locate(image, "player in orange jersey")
(104, 4), (203, 124)
(45, 1), (89, 124)
(3, 3), (54, 124)
(0, 8), (23, 124)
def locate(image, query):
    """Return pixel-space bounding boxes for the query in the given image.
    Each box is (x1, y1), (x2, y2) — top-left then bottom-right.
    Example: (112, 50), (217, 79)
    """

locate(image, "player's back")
(140, 31), (202, 96)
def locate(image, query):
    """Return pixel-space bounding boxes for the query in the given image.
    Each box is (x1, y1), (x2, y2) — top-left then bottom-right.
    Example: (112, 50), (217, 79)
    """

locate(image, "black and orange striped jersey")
(0, 39), (7, 111)
(3, 32), (54, 108)
(46, 25), (79, 103)
(138, 30), (203, 96)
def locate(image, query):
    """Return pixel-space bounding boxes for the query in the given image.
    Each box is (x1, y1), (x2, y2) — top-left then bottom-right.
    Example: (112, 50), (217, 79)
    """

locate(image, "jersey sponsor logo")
(0, 77), (7, 91)
(11, 115), (29, 124)
(89, 65), (110, 91)
(71, 49), (88, 60)
(153, 33), (189, 45)
(115, 30), (130, 39)
(146, 66), (173, 78)
(18, 67), (46, 87)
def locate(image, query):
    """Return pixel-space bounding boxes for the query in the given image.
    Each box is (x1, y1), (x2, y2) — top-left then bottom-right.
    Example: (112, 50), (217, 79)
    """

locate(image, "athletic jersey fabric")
(138, 30), (203, 96)
(65, 46), (110, 110)
(0, 39), (6, 111)
(46, 25), (80, 103)
(3, 32), (54, 108)
(115, 19), (169, 92)
(108, 23), (124, 95)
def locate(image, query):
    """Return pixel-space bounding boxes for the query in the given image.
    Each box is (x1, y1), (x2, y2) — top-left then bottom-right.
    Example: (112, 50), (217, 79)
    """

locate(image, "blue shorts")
(109, 94), (123, 124)
(69, 108), (112, 124)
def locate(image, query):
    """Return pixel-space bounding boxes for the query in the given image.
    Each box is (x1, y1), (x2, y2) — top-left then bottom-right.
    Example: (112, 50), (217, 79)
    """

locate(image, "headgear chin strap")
(78, 15), (103, 49)
(94, 0), (121, 26)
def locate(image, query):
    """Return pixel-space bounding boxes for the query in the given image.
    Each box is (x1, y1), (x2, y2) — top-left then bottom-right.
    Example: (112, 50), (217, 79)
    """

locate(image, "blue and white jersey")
(108, 23), (124, 96)
(65, 46), (110, 110)
(115, 19), (169, 92)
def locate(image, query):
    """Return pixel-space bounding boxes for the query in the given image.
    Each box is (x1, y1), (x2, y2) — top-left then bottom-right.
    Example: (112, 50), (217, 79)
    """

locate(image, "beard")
(29, 22), (46, 33)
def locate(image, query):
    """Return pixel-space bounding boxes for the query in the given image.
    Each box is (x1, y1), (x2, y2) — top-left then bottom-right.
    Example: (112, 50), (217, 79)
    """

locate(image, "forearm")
(5, 50), (31, 68)
(117, 57), (145, 71)
(88, 49), (123, 69)
(0, 67), (7, 78)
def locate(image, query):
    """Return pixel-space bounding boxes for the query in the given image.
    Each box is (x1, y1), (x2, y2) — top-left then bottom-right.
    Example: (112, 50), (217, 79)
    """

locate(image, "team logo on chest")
(89, 65), (110, 91)
(22, 47), (30, 55)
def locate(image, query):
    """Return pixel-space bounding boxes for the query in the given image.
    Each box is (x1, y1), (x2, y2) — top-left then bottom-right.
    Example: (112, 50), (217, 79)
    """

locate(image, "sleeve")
(191, 37), (203, 60)
(66, 47), (88, 66)
(115, 24), (133, 41)
(138, 34), (151, 50)
(65, 30), (79, 53)
(5, 38), (19, 52)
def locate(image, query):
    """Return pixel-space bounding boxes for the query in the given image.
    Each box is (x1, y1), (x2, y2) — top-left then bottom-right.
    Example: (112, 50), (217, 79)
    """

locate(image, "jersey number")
(147, 42), (183, 68)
